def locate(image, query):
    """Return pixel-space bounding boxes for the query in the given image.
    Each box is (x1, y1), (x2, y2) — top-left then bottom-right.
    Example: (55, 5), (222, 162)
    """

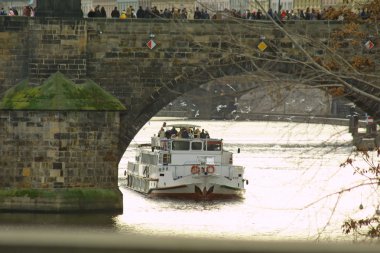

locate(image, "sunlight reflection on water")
(115, 119), (377, 241)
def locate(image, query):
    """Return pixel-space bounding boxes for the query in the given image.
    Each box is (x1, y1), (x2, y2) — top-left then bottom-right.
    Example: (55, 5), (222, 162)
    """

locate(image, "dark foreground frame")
(0, 229), (379, 253)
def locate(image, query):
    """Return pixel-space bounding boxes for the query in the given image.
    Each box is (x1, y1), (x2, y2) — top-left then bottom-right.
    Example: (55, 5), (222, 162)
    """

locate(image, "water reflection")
(0, 212), (117, 231)
(115, 187), (249, 239)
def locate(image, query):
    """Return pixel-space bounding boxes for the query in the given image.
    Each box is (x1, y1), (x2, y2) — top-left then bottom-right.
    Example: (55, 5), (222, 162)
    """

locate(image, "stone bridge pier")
(0, 16), (379, 212)
(0, 72), (125, 213)
(0, 110), (124, 212)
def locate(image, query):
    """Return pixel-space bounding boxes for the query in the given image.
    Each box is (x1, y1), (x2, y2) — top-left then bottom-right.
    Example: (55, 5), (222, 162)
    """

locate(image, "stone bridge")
(0, 16), (379, 212)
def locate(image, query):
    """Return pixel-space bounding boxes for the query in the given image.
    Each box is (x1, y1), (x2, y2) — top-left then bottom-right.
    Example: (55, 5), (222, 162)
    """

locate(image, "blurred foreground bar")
(0, 229), (379, 253)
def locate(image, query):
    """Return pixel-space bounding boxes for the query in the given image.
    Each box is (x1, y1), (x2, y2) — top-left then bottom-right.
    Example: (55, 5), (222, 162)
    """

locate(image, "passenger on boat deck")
(205, 131), (210, 138)
(165, 129), (171, 139)
(180, 128), (189, 138)
(200, 129), (206, 138)
(158, 127), (165, 138)
(194, 128), (200, 138)
(188, 129), (194, 138)
(169, 126), (177, 138)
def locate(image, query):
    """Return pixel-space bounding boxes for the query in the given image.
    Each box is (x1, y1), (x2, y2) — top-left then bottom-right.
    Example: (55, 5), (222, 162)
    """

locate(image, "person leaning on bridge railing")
(22, 5), (34, 16)
(119, 10), (127, 19)
(0, 7), (6, 15)
(86, 5), (106, 18)
(7, 7), (18, 16)
(100, 7), (106, 17)
(111, 7), (120, 18)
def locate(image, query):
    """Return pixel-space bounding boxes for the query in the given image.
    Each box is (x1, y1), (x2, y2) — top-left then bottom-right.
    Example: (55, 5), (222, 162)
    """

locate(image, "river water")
(1, 119), (378, 241)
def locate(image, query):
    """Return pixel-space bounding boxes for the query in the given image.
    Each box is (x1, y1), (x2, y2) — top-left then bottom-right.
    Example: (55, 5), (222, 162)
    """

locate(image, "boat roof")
(166, 124), (201, 128)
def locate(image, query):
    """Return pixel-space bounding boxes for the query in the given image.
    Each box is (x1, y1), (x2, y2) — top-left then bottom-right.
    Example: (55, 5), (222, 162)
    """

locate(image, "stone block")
(22, 168), (31, 177)
(53, 162), (62, 170)
(49, 169), (61, 177)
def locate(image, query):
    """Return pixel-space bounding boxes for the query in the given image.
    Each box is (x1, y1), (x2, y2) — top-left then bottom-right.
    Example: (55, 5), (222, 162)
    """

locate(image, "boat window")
(206, 141), (222, 151)
(160, 153), (171, 165)
(141, 153), (158, 165)
(172, 140), (190, 151)
(191, 142), (202, 150)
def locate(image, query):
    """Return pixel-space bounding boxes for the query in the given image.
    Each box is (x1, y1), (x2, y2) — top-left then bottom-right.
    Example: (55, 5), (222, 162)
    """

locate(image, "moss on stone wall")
(0, 72), (126, 110)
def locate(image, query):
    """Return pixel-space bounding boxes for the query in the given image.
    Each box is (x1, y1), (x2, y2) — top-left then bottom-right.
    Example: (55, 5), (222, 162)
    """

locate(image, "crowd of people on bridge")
(100, 6), (210, 20)
(0, 5), (34, 16)
(87, 5), (107, 18)
(249, 6), (374, 21)
(0, 3), (375, 22)
(96, 5), (375, 22)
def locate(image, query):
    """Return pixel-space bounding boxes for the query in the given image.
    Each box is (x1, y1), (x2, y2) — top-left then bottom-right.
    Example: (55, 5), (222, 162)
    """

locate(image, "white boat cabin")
(140, 124), (234, 167)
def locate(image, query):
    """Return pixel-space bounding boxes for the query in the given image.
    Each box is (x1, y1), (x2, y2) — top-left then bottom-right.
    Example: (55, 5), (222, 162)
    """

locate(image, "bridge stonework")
(0, 17), (378, 212)
(0, 110), (122, 212)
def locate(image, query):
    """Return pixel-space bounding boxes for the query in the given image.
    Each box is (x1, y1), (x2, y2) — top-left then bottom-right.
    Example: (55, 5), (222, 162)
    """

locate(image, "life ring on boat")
(206, 165), (215, 174)
(191, 165), (200, 174)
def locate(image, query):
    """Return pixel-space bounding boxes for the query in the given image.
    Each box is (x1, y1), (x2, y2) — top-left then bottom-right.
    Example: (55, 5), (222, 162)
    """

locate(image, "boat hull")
(123, 173), (245, 200)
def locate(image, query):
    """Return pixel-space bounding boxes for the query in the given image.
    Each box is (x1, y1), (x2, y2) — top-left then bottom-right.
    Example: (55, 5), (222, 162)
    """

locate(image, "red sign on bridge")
(147, 40), (157, 50)
(365, 40), (374, 50)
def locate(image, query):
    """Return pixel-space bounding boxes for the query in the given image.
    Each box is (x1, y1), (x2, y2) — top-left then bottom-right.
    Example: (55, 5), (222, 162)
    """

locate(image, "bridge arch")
(117, 55), (380, 159)
(56, 18), (377, 159)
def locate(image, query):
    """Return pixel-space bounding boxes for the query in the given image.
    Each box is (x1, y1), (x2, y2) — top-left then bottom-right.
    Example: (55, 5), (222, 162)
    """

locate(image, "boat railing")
(152, 136), (223, 152)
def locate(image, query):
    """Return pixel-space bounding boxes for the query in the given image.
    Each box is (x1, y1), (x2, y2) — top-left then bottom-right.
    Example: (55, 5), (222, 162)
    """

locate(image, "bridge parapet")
(28, 18), (88, 84)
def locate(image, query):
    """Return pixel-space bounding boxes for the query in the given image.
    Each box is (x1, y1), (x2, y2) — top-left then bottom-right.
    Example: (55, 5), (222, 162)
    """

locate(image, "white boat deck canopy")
(165, 124), (201, 129)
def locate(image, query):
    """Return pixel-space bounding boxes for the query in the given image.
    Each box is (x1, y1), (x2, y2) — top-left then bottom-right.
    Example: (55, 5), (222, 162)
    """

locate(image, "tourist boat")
(123, 123), (247, 199)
